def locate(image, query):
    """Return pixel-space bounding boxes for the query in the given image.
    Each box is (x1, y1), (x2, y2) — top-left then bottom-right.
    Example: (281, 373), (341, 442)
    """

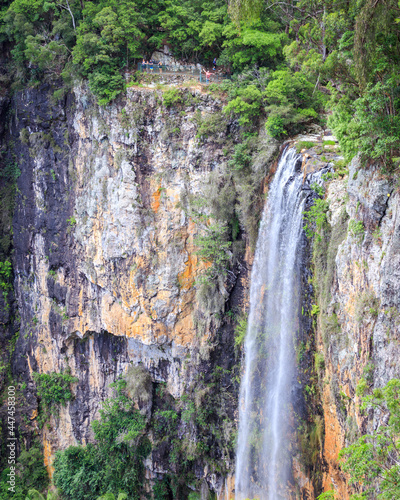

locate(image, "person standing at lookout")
(202, 69), (211, 83)
(213, 57), (217, 70)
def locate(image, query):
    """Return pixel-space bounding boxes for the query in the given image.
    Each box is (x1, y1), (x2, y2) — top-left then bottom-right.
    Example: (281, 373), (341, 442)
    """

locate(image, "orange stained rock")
(217, 474), (235, 500)
(43, 434), (55, 479)
(174, 307), (195, 345)
(322, 384), (350, 499)
(178, 253), (198, 290)
(78, 288), (84, 316)
(128, 273), (140, 302)
(292, 456), (315, 499)
(151, 185), (162, 213)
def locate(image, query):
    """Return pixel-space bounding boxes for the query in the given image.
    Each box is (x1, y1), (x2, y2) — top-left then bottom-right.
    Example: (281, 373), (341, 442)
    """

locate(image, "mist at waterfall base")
(235, 148), (322, 500)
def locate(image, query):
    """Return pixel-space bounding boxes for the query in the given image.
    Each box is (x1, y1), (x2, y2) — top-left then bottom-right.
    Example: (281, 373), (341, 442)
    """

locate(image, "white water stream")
(235, 147), (313, 499)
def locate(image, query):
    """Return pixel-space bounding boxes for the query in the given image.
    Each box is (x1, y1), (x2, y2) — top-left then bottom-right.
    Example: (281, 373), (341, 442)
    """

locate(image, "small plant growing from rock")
(67, 216), (76, 226)
(348, 219), (364, 241)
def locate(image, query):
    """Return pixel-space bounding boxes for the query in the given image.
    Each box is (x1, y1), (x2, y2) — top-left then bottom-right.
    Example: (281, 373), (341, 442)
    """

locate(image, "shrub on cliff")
(0, 444), (48, 500)
(162, 87), (182, 108)
(53, 378), (150, 500)
(339, 379), (400, 499)
(32, 370), (78, 428)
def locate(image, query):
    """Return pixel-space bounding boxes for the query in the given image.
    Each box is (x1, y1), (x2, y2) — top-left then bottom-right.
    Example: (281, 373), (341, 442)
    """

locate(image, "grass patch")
(296, 140), (316, 152)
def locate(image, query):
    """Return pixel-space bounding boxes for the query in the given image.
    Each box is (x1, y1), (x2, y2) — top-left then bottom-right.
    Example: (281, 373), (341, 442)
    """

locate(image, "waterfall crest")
(235, 147), (309, 500)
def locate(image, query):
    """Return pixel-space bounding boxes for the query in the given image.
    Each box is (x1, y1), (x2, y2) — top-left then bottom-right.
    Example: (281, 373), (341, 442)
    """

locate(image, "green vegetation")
(186, 133), (272, 320)
(33, 370), (78, 427)
(340, 379), (400, 499)
(296, 141), (317, 153)
(234, 314), (248, 347)
(195, 112), (227, 141)
(0, 259), (12, 310)
(355, 361), (375, 397)
(304, 199), (329, 240)
(162, 87), (182, 108)
(51, 365), (237, 500)
(298, 415), (324, 469)
(0, 444), (48, 500)
(33, 371), (78, 407)
(314, 352), (325, 373)
(230, 0), (400, 167)
(307, 201), (349, 346)
(0, 161), (21, 182)
(66, 216), (76, 226)
(348, 219), (365, 241)
(25, 490), (60, 500)
(317, 491), (335, 500)
(221, 68), (323, 135)
(0, 0), (397, 167)
(53, 378), (150, 500)
(354, 290), (379, 323)
(194, 221), (232, 280)
(150, 367), (238, 496)
(96, 494), (127, 500)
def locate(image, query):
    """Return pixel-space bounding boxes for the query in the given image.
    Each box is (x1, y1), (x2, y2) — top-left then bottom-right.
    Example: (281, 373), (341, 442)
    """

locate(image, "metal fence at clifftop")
(137, 63), (229, 84)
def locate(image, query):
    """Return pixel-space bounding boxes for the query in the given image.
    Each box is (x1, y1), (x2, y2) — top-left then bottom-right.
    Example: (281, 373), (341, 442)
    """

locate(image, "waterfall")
(235, 147), (313, 499)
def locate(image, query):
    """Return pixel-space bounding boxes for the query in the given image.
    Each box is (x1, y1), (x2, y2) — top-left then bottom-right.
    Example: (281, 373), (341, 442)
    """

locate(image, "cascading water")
(235, 147), (317, 499)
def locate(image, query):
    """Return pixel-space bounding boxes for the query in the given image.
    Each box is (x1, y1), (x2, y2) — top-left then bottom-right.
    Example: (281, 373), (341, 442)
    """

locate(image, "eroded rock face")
(318, 156), (400, 496)
(5, 81), (400, 499)
(8, 84), (253, 495)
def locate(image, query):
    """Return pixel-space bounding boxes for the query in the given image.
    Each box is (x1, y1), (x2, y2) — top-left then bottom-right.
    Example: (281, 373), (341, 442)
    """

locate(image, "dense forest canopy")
(0, 0), (399, 166)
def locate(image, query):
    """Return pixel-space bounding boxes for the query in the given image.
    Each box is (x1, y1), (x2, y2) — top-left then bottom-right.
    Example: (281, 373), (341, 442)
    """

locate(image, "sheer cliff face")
(9, 84), (244, 491)
(5, 81), (400, 499)
(318, 157), (400, 497)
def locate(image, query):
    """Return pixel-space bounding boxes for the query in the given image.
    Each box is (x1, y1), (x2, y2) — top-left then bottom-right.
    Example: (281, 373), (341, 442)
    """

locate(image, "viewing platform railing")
(137, 63), (229, 84)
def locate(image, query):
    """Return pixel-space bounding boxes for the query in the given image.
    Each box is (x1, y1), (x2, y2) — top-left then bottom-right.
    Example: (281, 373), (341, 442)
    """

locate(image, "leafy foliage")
(96, 493), (128, 500)
(0, 445), (48, 500)
(223, 84), (263, 126)
(222, 22), (287, 70)
(33, 371), (78, 407)
(25, 489), (61, 500)
(232, 0), (400, 166)
(234, 314), (248, 347)
(340, 379), (400, 499)
(316, 491), (335, 500)
(304, 198), (329, 240)
(0, 259), (12, 308)
(194, 221), (232, 280)
(32, 370), (78, 428)
(53, 378), (150, 500)
(162, 87), (182, 107)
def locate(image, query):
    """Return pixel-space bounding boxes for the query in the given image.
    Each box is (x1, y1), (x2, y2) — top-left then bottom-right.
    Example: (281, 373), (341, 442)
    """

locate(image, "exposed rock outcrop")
(3, 83), (270, 496)
(1, 80), (399, 499)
